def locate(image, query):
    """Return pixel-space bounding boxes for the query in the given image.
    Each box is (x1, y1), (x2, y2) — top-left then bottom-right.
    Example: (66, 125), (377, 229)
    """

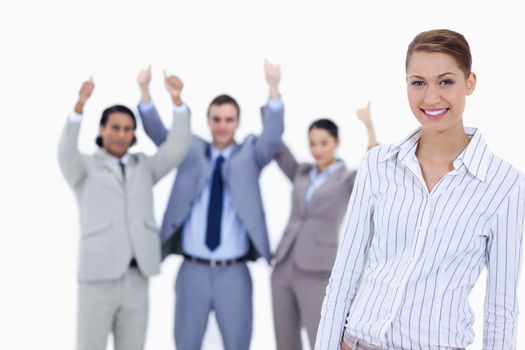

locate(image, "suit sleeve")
(274, 142), (299, 181)
(253, 100), (285, 168)
(147, 108), (192, 184)
(138, 102), (169, 146)
(57, 115), (88, 189)
(483, 177), (525, 350)
(315, 152), (376, 350)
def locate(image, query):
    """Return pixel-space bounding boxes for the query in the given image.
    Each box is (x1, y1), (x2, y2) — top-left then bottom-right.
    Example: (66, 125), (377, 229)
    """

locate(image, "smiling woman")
(315, 29), (525, 350)
(271, 106), (378, 350)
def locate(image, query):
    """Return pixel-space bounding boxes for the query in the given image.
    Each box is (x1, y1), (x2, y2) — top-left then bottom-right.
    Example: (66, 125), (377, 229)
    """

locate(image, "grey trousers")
(271, 256), (331, 350)
(174, 260), (253, 350)
(76, 267), (148, 350)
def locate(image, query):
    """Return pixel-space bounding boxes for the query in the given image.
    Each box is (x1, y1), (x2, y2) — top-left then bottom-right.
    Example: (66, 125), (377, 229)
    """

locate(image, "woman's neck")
(317, 158), (337, 173)
(417, 124), (470, 164)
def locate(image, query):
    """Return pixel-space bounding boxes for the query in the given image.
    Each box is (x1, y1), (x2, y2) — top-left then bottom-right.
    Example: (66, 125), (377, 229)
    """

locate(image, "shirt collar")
(381, 127), (492, 182)
(310, 160), (345, 178)
(98, 148), (130, 164)
(210, 144), (235, 161)
(119, 154), (130, 164)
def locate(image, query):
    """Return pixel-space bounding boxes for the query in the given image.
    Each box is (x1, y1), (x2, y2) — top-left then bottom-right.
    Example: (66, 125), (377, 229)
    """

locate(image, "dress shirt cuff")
(267, 98), (284, 111)
(138, 100), (155, 113)
(173, 103), (189, 114)
(68, 111), (83, 123)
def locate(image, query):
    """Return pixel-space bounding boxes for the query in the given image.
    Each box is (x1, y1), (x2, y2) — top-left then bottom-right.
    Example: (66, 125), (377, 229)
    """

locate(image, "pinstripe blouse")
(315, 127), (525, 350)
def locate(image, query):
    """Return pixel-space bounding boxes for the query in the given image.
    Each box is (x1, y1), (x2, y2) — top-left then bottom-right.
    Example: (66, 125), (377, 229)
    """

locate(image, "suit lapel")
(195, 143), (213, 194)
(95, 149), (125, 184)
(308, 167), (347, 206)
(221, 142), (240, 180)
(294, 166), (312, 216)
(124, 154), (138, 185)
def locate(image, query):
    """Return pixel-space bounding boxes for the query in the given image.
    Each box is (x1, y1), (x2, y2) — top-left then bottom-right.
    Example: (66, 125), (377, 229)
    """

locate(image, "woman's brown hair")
(405, 29), (472, 78)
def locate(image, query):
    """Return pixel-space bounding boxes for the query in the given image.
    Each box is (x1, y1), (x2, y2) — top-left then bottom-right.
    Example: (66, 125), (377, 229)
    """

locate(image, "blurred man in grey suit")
(137, 61), (284, 350)
(58, 75), (191, 350)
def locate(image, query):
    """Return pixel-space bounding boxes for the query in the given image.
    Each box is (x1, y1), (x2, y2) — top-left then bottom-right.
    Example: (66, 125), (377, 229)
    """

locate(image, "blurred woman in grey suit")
(271, 104), (378, 350)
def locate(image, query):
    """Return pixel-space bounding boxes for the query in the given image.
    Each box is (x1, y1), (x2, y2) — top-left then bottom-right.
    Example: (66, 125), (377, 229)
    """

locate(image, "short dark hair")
(406, 29), (472, 78)
(308, 118), (339, 140)
(95, 105), (138, 148)
(207, 94), (241, 120)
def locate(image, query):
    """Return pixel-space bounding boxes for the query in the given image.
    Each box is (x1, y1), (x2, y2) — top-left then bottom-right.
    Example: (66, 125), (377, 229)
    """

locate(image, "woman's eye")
(440, 79), (454, 86)
(411, 80), (424, 87)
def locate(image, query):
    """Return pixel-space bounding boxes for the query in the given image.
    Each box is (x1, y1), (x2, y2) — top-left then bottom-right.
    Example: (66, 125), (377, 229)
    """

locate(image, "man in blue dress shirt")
(137, 62), (284, 350)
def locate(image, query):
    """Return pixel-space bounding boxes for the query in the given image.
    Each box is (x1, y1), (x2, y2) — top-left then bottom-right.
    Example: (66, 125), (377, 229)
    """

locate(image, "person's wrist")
(172, 95), (183, 106)
(140, 88), (151, 102)
(74, 100), (85, 114)
(269, 85), (280, 99)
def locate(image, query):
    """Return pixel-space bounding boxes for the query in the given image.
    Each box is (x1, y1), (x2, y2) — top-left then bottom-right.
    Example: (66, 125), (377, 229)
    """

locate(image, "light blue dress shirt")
(182, 145), (250, 260)
(182, 99), (283, 260)
(138, 99), (284, 260)
(304, 160), (344, 206)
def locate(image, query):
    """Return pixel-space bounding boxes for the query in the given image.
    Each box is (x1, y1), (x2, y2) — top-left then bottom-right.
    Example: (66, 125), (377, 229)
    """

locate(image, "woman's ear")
(466, 72), (477, 95)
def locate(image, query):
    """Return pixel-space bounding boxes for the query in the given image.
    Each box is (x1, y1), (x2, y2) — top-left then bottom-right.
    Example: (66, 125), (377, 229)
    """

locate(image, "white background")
(1, 0), (524, 349)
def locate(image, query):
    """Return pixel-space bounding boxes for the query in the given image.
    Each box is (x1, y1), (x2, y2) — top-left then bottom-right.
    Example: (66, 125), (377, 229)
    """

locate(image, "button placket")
(379, 195), (432, 337)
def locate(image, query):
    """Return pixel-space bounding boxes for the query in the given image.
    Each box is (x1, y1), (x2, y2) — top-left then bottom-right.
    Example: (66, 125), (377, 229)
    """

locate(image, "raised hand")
(138, 65), (152, 102)
(79, 77), (95, 104)
(264, 59), (281, 99)
(356, 101), (372, 126)
(75, 77), (95, 114)
(356, 101), (379, 150)
(264, 59), (281, 87)
(138, 65), (152, 90)
(164, 70), (184, 106)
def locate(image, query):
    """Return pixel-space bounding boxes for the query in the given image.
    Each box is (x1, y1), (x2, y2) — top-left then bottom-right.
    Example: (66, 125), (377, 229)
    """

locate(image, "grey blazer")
(139, 103), (284, 263)
(58, 110), (191, 281)
(273, 143), (357, 272)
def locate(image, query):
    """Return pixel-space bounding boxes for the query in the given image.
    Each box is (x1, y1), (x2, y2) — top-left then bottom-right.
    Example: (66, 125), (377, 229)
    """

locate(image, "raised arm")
(253, 60), (285, 167)
(315, 152), (376, 350)
(146, 73), (192, 183)
(274, 142), (299, 181)
(483, 178), (525, 350)
(356, 102), (379, 150)
(57, 78), (94, 189)
(137, 66), (170, 146)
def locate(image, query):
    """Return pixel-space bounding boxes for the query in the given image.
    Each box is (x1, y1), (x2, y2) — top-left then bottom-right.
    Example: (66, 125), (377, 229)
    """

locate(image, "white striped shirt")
(315, 127), (525, 350)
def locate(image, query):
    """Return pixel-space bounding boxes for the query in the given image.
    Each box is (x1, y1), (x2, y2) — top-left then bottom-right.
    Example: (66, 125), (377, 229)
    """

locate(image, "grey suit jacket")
(139, 103), (284, 263)
(58, 110), (191, 281)
(273, 143), (357, 272)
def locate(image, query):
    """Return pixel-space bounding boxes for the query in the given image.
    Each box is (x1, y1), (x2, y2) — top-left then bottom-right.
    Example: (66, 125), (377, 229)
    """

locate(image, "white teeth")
(425, 109), (447, 116)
